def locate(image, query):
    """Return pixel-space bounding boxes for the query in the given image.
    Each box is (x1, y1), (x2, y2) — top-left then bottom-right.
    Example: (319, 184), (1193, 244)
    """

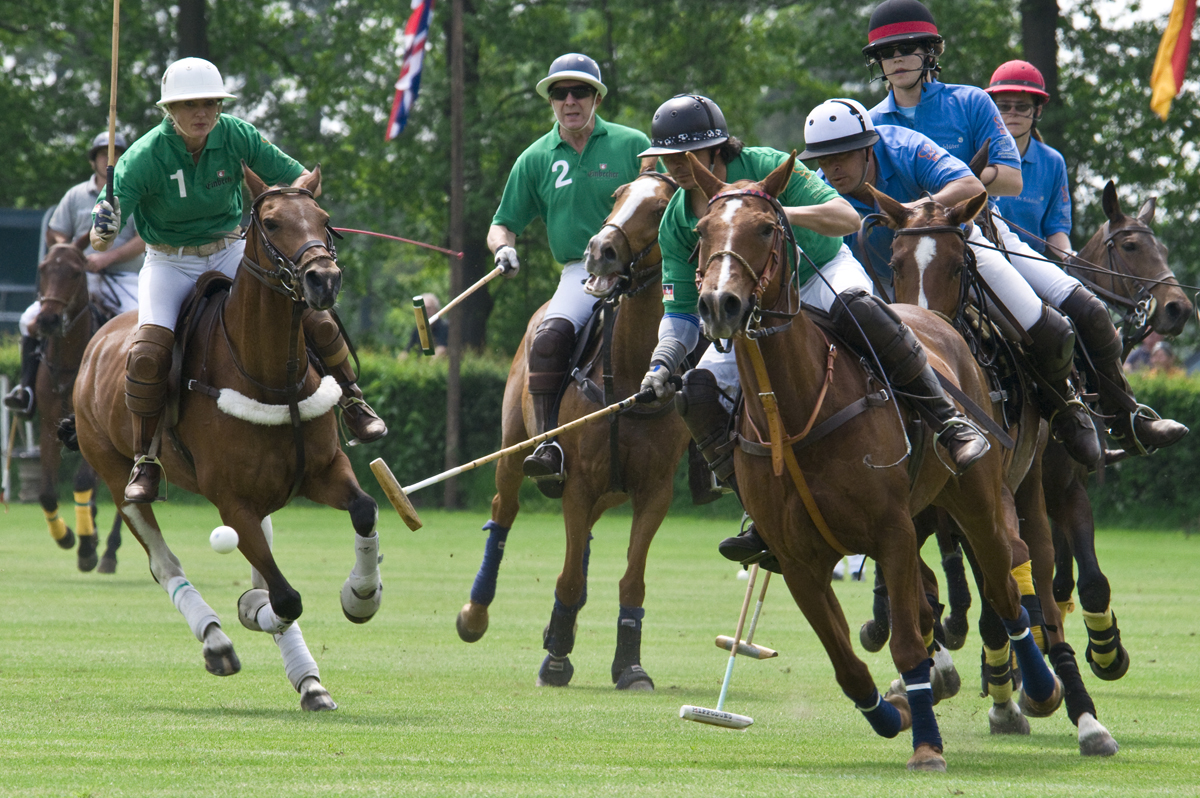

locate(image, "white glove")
(640, 362), (674, 400)
(91, 198), (121, 244)
(494, 245), (520, 277)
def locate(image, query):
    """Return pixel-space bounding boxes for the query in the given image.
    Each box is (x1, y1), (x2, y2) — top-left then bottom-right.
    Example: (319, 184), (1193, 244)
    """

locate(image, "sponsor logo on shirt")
(206, 170), (234, 189)
(588, 163), (620, 178)
(662, 284), (674, 301)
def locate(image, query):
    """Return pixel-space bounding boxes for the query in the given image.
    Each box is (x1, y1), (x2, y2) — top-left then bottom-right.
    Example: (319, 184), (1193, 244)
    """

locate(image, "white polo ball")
(210, 525), (239, 554)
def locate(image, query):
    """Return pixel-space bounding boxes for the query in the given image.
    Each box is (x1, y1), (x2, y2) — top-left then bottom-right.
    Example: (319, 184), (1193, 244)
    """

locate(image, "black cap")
(638, 94), (729, 157)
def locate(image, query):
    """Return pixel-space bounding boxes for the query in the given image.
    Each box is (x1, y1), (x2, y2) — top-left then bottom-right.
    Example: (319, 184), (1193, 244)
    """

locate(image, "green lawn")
(1, 500), (1198, 797)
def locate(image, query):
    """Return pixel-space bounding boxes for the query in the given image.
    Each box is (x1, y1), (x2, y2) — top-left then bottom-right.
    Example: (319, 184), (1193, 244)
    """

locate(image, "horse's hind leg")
(1049, 641), (1119, 756)
(119, 502), (241, 677)
(98, 508), (122, 574)
(935, 518), (972, 650)
(72, 461), (100, 572)
(39, 417), (74, 552)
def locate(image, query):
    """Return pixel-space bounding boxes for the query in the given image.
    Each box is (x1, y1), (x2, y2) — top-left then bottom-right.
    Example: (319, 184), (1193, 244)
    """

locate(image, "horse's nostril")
(603, 246), (617, 262)
(721, 295), (741, 319)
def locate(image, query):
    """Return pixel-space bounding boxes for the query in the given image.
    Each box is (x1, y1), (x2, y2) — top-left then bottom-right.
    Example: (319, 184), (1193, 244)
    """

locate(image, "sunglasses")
(872, 42), (924, 60)
(547, 84), (597, 102)
(994, 101), (1036, 114)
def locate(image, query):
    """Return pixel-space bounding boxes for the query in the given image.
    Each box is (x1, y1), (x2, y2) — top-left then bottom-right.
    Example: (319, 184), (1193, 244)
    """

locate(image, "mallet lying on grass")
(413, 265), (505, 355)
(372, 384), (670, 531)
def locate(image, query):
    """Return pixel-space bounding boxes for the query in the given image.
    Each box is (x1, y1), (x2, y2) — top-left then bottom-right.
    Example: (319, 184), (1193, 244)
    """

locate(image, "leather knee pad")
(302, 309), (349, 367)
(125, 325), (175, 416)
(1025, 305), (1077, 384)
(1059, 286), (1122, 363)
(675, 368), (736, 480)
(528, 318), (576, 395)
(832, 289), (926, 384)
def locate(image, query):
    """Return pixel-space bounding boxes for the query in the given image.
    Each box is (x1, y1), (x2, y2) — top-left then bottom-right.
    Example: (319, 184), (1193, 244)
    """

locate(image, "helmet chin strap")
(846, 149), (872, 196)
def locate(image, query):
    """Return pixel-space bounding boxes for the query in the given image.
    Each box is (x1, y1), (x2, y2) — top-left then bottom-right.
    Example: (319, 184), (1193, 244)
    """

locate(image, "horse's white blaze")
(914, 236), (938, 310)
(714, 199), (744, 295)
(609, 177), (660, 230)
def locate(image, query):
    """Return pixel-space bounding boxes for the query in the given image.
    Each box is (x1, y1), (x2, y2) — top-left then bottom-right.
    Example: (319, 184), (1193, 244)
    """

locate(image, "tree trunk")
(1020, 0), (1061, 148)
(177, 0), (210, 59)
(445, 0), (465, 509)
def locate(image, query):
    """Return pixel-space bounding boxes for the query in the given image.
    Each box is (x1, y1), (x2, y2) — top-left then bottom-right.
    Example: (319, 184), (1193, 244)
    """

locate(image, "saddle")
(163, 270), (235, 432)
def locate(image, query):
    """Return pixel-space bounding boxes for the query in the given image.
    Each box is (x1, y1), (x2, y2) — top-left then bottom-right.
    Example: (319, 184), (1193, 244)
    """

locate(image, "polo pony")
(688, 151), (1061, 772)
(70, 166), (381, 711)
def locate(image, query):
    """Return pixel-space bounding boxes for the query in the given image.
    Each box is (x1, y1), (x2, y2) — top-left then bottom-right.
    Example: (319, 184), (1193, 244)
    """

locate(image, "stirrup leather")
(126, 454), (167, 502)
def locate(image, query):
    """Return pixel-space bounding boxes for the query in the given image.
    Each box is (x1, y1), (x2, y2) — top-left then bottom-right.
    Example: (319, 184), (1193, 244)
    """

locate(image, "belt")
(148, 228), (241, 257)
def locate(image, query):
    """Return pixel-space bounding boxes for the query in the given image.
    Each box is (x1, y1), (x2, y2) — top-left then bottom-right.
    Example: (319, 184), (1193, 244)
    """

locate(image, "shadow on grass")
(153, 704), (435, 726)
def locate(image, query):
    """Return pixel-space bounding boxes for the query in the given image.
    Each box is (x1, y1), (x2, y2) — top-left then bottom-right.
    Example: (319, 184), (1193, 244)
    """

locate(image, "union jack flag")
(386, 0), (435, 141)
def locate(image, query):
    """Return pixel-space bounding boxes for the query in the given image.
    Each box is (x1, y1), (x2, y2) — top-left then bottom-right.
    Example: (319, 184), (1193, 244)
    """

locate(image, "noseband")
(597, 172), (679, 277)
(36, 255), (93, 338)
(239, 186), (342, 303)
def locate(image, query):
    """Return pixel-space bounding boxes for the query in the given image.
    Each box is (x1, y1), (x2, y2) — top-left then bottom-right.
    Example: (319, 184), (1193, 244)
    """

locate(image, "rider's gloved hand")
(494, 245), (520, 277)
(91, 198), (121, 244)
(640, 362), (675, 400)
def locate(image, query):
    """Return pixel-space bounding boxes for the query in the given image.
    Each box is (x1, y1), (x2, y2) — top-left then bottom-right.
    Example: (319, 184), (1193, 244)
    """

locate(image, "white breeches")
(18, 302), (38, 337)
(542, 260), (599, 333)
(137, 240), (246, 331)
(968, 223), (1057, 332)
(991, 216), (1082, 309)
(17, 269), (140, 336)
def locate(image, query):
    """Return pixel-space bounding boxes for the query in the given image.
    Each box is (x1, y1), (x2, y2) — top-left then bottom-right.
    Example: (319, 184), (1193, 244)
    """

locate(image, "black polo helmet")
(88, 131), (128, 160)
(862, 0), (942, 58)
(638, 94), (729, 157)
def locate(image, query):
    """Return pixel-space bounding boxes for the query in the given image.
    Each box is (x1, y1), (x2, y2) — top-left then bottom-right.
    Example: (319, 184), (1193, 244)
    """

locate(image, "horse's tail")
(57, 415), (80, 452)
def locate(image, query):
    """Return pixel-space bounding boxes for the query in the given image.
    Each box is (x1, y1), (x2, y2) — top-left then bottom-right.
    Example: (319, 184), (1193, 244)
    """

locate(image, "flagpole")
(444, 0), (465, 509)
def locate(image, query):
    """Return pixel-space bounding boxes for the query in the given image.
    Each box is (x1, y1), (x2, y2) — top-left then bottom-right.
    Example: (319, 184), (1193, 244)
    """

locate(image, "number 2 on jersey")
(169, 169), (188, 198)
(551, 160), (573, 189)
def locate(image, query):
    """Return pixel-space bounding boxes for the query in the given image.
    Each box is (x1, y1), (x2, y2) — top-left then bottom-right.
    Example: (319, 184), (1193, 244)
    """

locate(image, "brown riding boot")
(124, 324), (174, 503)
(3, 335), (39, 417)
(303, 309), (387, 444)
(1060, 286), (1188, 454)
(1024, 305), (1102, 467)
(522, 317), (576, 497)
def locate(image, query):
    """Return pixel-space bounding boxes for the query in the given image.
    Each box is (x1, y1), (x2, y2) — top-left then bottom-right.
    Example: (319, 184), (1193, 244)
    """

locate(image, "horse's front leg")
(39, 408), (75, 552)
(72, 460), (101, 572)
(304, 450), (382, 624)
(537, 487), (594, 688)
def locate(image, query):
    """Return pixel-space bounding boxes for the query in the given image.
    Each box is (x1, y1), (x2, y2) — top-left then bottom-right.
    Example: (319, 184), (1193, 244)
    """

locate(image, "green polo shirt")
(659, 147), (843, 316)
(492, 115), (651, 265)
(112, 115), (304, 248)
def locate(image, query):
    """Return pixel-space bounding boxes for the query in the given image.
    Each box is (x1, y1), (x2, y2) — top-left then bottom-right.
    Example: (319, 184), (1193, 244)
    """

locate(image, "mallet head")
(370, 458), (423, 531)
(679, 705), (753, 729)
(412, 295), (434, 356)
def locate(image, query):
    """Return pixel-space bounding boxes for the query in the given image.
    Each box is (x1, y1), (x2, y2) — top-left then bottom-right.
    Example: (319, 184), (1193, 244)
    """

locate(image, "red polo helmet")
(985, 60), (1050, 101)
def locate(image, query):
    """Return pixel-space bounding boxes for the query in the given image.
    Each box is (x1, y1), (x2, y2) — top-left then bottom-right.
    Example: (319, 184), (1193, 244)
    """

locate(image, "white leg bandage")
(254, 601), (293, 635)
(346, 532), (380, 593)
(274, 622), (320, 692)
(166, 575), (221, 642)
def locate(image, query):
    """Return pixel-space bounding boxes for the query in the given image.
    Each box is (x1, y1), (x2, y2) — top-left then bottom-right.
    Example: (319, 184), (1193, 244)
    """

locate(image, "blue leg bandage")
(902, 659), (942, 752)
(1003, 606), (1056, 702)
(469, 520), (510, 606)
(849, 688), (903, 739)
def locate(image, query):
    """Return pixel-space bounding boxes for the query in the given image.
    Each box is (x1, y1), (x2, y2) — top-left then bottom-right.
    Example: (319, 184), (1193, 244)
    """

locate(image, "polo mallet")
(413, 265), (505, 355)
(372, 381), (675, 531)
(2, 410), (16, 510)
(105, 0), (121, 206)
(715, 569), (777, 659)
(680, 563), (761, 730)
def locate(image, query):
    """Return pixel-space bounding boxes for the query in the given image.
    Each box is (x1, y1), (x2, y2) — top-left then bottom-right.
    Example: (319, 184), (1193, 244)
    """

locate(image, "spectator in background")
(1124, 332), (1163, 373)
(406, 292), (448, 356)
(1148, 340), (1184, 377)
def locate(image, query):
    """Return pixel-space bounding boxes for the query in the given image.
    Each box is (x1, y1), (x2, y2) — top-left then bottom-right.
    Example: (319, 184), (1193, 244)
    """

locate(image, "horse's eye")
(1122, 241), (1137, 252)
(264, 219), (280, 232)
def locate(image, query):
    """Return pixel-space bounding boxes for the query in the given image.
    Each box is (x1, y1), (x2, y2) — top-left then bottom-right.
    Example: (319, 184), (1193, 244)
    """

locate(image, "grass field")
(1, 500), (1198, 797)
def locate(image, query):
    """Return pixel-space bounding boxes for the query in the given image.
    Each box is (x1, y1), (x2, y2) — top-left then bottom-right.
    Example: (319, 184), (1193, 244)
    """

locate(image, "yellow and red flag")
(1150, 0), (1197, 120)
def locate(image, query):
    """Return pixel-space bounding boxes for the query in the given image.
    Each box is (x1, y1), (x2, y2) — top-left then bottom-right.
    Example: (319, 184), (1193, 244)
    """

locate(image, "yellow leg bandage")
(1057, 599), (1075, 618)
(984, 643), (1014, 705)
(74, 490), (95, 537)
(1010, 560), (1044, 650)
(923, 629), (935, 651)
(44, 509), (68, 542)
(1083, 607), (1117, 669)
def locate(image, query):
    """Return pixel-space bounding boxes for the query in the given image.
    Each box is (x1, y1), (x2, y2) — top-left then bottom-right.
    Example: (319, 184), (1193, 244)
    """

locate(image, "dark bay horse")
(690, 152), (1061, 772)
(455, 171), (689, 690)
(871, 187), (1119, 755)
(31, 238), (122, 572)
(71, 166), (380, 711)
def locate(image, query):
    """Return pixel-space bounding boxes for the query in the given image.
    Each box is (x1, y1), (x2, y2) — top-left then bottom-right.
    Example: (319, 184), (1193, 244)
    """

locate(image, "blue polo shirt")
(817, 125), (972, 286)
(869, 81), (1020, 175)
(994, 138), (1072, 253)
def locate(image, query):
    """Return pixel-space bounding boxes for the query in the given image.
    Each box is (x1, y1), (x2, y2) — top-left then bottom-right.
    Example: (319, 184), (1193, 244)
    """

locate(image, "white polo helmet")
(535, 53), (608, 99)
(157, 57), (237, 107)
(797, 98), (880, 160)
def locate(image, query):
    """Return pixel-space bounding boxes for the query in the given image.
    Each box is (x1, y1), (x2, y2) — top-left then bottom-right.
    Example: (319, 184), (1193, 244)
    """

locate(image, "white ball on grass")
(210, 525), (239, 554)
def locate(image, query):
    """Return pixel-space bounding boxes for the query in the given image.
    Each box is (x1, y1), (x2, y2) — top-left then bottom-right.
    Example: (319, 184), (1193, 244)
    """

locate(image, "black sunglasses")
(871, 42), (924, 60)
(548, 84), (597, 101)
(994, 101), (1036, 114)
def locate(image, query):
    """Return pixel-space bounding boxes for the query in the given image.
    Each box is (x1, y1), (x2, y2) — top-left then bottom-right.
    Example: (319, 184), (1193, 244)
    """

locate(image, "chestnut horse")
(871, 187), (1119, 755)
(71, 166), (380, 711)
(30, 238), (123, 572)
(455, 171), (689, 690)
(689, 152), (1060, 772)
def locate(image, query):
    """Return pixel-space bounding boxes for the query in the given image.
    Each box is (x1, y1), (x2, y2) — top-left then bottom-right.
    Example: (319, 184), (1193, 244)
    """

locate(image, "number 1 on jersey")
(170, 169), (187, 198)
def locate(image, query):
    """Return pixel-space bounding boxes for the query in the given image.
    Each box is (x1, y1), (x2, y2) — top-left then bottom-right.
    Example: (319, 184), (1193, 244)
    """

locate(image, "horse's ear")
(686, 152), (725, 200)
(947, 191), (990, 227)
(295, 164), (322, 198)
(1137, 196), (1157, 226)
(760, 151), (797, 199)
(71, 233), (89, 252)
(967, 140), (990, 179)
(242, 161), (269, 201)
(865, 183), (909, 229)
(1102, 180), (1124, 222)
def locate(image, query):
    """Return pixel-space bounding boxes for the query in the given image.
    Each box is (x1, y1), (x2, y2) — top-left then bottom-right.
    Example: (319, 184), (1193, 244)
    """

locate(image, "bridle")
(238, 186), (343, 304)
(36, 252), (94, 338)
(594, 171), (678, 296)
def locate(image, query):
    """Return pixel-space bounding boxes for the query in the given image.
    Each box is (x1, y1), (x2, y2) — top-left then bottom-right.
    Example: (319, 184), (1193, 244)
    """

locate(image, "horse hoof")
(883, 693), (912, 732)
(1019, 675), (1064, 719)
(300, 681), (338, 712)
(930, 643), (961, 704)
(615, 664), (654, 691)
(1088, 643), (1131, 681)
(97, 553), (117, 574)
(988, 699), (1030, 735)
(943, 613), (969, 651)
(56, 528), (76, 551)
(237, 589), (271, 632)
(1078, 714), (1119, 757)
(859, 620), (888, 653)
(907, 744), (946, 772)
(77, 535), (98, 572)
(456, 602), (488, 643)
(536, 654), (574, 687)
(340, 579), (382, 624)
(203, 634), (241, 677)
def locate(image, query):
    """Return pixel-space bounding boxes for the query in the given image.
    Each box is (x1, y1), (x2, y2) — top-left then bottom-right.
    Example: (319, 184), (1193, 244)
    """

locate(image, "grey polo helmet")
(797, 99), (880, 160)
(535, 53), (608, 99)
(88, 131), (128, 160)
(638, 94), (729, 157)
